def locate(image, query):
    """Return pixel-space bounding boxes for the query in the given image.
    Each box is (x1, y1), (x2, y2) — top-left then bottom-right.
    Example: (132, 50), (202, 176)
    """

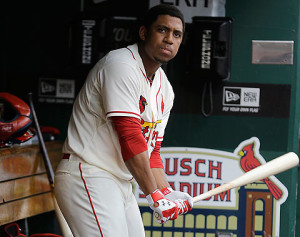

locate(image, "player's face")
(140, 15), (183, 64)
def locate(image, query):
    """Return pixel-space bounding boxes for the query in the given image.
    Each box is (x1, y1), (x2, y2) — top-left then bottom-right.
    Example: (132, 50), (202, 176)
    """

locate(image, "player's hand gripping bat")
(28, 93), (73, 237)
(154, 152), (299, 220)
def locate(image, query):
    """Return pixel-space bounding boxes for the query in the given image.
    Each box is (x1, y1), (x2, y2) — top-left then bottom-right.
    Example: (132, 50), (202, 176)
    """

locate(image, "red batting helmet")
(0, 92), (33, 145)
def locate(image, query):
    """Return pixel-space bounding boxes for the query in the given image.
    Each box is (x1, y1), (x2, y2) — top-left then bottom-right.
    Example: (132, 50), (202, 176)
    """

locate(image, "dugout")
(1, 1), (300, 237)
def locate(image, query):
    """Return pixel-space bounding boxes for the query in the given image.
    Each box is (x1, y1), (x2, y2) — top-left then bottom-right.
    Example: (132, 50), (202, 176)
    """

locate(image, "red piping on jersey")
(140, 68), (150, 85)
(79, 163), (104, 237)
(126, 47), (136, 60)
(126, 47), (150, 85)
(156, 71), (162, 112)
(106, 111), (141, 118)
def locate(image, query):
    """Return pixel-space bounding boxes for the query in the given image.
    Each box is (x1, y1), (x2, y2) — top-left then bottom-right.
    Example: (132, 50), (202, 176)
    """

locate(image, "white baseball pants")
(54, 155), (145, 237)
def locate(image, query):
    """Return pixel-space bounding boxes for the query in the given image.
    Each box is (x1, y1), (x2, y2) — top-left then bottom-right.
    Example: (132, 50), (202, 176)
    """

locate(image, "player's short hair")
(142, 4), (185, 32)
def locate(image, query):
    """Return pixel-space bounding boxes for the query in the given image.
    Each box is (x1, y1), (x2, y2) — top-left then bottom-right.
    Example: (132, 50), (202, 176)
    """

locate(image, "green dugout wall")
(24, 1), (300, 236)
(163, 1), (300, 236)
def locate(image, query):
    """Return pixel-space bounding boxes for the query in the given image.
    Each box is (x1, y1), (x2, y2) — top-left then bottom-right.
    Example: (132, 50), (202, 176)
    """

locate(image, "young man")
(54, 4), (192, 237)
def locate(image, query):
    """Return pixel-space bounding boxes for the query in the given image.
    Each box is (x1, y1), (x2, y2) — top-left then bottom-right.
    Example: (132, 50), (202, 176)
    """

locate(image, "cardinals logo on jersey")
(139, 96), (147, 114)
(239, 143), (283, 200)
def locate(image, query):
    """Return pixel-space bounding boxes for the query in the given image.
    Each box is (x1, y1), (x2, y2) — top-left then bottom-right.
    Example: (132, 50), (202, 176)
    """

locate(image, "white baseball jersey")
(63, 43), (174, 181)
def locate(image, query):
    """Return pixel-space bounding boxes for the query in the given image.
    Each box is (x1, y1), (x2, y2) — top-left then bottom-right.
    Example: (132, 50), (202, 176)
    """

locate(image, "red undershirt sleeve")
(149, 141), (164, 169)
(110, 116), (148, 162)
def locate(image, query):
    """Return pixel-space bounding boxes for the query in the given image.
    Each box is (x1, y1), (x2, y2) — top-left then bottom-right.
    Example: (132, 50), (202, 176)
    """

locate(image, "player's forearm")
(151, 168), (170, 189)
(125, 151), (158, 195)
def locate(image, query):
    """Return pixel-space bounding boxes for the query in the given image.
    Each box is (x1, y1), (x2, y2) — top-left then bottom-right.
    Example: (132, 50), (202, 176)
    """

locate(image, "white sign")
(149, 0), (226, 23)
(133, 137), (288, 236)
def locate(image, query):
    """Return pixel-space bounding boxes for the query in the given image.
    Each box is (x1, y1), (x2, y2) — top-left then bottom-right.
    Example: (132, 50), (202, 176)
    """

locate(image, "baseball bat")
(154, 152), (299, 220)
(193, 152), (298, 203)
(28, 93), (74, 237)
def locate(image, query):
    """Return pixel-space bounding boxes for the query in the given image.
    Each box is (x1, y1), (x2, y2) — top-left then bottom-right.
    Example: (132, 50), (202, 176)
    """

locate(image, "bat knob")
(154, 211), (161, 220)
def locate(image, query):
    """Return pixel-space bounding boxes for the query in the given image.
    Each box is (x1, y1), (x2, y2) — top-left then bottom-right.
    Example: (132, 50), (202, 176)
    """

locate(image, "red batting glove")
(161, 187), (193, 215)
(146, 189), (178, 224)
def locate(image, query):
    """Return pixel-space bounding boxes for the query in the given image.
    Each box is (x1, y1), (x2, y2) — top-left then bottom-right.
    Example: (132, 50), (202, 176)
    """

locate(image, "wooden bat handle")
(53, 197), (74, 237)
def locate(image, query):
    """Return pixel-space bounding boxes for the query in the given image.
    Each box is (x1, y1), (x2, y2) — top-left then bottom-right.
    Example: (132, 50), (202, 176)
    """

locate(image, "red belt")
(63, 153), (70, 159)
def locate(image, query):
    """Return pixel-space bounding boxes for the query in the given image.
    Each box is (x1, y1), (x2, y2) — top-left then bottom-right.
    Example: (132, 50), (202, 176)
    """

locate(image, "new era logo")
(223, 88), (241, 105)
(225, 91), (240, 102)
(223, 87), (260, 107)
(39, 78), (75, 99)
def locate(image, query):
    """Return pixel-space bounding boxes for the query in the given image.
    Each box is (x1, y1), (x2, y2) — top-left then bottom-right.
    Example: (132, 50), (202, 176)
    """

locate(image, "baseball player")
(54, 4), (193, 237)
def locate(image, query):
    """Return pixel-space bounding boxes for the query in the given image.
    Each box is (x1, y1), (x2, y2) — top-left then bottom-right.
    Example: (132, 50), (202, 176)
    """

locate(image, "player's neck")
(138, 43), (161, 80)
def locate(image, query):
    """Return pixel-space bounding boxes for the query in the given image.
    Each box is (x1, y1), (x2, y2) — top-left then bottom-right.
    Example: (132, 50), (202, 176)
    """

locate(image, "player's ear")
(139, 26), (147, 41)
